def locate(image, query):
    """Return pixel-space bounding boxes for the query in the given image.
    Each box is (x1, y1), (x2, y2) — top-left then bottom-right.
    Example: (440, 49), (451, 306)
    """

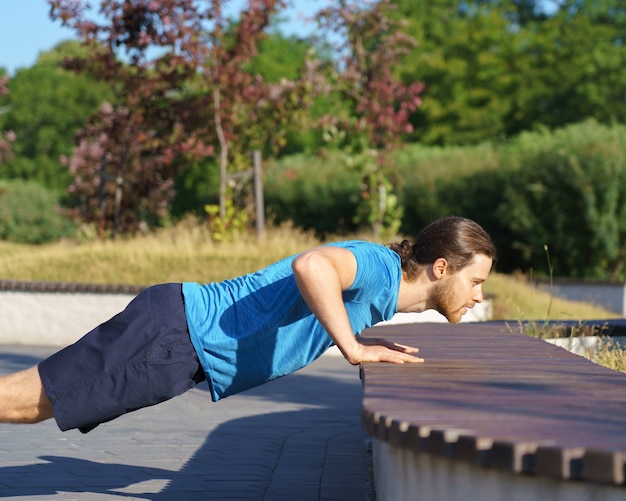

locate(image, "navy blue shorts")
(38, 283), (206, 433)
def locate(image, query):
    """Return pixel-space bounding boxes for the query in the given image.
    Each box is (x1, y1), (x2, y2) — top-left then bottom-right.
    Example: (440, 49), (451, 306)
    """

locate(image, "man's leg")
(0, 366), (53, 424)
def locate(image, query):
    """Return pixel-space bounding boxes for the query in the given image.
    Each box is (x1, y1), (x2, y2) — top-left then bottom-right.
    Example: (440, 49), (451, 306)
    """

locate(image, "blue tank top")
(182, 240), (401, 401)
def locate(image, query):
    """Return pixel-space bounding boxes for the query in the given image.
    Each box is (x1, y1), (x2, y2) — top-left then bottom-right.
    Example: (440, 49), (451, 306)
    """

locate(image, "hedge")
(264, 119), (626, 279)
(0, 179), (76, 244)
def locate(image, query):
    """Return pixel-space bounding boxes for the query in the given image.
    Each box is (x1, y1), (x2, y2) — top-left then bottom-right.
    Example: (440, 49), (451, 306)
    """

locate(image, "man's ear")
(432, 258), (449, 279)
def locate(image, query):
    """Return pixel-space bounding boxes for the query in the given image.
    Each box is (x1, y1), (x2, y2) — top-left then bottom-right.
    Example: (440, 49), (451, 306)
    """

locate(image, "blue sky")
(0, 2), (75, 75)
(0, 1), (327, 76)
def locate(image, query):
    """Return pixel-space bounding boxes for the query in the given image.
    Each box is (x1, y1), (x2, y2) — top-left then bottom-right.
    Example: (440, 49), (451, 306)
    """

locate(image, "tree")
(315, 0), (423, 238)
(392, 0), (518, 145)
(505, 0), (626, 135)
(0, 75), (15, 164)
(49, 0), (214, 236)
(198, 0), (324, 228)
(393, 0), (626, 145)
(0, 42), (110, 191)
(49, 0), (321, 238)
(247, 31), (323, 156)
(245, 29), (312, 83)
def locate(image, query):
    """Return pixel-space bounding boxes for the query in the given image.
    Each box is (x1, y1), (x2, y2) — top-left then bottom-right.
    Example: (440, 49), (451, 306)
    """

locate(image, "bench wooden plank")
(360, 322), (626, 485)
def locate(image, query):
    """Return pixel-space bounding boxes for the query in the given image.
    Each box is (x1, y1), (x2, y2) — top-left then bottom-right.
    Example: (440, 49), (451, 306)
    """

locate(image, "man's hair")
(389, 216), (496, 281)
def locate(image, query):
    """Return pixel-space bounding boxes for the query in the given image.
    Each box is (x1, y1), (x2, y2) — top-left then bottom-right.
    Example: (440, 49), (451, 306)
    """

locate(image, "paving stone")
(0, 347), (370, 500)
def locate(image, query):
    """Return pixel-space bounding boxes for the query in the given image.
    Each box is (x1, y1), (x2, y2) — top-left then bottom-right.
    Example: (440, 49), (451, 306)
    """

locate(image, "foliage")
(204, 0), (327, 224)
(393, 0), (516, 145)
(263, 153), (361, 238)
(244, 30), (312, 84)
(0, 180), (76, 244)
(0, 76), (15, 164)
(0, 45), (112, 191)
(265, 120), (626, 280)
(205, 196), (249, 242)
(2, 0), (624, 253)
(315, 0), (423, 239)
(49, 0), (216, 237)
(64, 101), (182, 236)
(392, 0), (626, 145)
(49, 0), (321, 237)
(496, 120), (626, 279)
(171, 156), (220, 218)
(506, 0), (626, 135)
(399, 119), (626, 279)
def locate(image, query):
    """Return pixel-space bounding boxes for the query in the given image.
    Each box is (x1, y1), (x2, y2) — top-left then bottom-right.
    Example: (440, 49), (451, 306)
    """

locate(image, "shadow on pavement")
(0, 352), (369, 500)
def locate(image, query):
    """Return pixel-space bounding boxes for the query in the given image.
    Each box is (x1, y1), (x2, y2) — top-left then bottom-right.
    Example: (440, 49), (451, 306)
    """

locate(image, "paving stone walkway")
(0, 346), (372, 500)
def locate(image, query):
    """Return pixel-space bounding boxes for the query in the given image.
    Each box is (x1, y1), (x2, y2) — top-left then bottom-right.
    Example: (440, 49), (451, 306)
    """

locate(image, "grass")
(483, 272), (619, 322)
(1, 221), (622, 371)
(483, 272), (625, 373)
(0, 221), (320, 286)
(591, 337), (626, 373)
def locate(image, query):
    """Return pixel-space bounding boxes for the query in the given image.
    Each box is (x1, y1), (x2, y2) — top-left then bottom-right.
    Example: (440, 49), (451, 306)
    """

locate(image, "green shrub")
(264, 120), (626, 279)
(399, 119), (626, 279)
(264, 153), (362, 238)
(0, 179), (76, 244)
(397, 143), (501, 227)
(496, 120), (626, 279)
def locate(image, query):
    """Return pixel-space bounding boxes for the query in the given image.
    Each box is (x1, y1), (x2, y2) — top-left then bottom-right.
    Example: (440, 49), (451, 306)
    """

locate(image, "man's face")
(430, 254), (493, 324)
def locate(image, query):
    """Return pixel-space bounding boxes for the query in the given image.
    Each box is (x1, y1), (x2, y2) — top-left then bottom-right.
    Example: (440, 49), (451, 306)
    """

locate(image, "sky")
(0, 0), (327, 77)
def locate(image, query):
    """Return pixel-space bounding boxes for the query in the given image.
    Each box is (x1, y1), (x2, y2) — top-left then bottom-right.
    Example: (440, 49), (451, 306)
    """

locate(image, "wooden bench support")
(360, 323), (626, 500)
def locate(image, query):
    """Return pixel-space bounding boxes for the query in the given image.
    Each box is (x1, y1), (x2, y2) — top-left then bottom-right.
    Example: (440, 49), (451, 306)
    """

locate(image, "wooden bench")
(360, 322), (626, 500)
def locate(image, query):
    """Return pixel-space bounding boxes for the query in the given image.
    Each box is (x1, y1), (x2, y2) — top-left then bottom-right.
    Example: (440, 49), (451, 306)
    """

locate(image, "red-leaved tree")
(50, 0), (321, 237)
(197, 0), (324, 223)
(50, 0), (214, 236)
(316, 0), (424, 238)
(0, 76), (15, 164)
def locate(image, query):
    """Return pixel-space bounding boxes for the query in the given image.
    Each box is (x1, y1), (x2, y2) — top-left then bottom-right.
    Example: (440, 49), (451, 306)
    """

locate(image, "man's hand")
(344, 337), (424, 365)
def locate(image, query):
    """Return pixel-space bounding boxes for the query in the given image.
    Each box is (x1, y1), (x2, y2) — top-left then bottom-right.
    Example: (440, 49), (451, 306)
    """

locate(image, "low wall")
(0, 280), (142, 346)
(0, 290), (136, 346)
(535, 278), (626, 316)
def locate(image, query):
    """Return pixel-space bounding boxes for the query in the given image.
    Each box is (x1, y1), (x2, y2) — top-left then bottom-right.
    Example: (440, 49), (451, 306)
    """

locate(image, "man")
(0, 216), (495, 433)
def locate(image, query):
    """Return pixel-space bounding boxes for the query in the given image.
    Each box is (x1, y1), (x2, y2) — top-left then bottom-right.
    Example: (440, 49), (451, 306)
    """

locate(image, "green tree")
(316, 0), (423, 239)
(0, 41), (111, 191)
(505, 0), (626, 135)
(392, 0), (626, 144)
(0, 75), (15, 164)
(246, 30), (311, 83)
(392, 0), (517, 145)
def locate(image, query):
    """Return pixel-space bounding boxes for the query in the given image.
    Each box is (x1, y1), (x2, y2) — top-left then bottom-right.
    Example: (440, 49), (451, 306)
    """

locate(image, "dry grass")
(483, 272), (619, 322)
(591, 338), (626, 373)
(0, 222), (320, 286)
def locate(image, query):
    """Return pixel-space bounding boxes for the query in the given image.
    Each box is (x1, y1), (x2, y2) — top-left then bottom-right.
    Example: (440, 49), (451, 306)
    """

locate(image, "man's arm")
(292, 246), (423, 365)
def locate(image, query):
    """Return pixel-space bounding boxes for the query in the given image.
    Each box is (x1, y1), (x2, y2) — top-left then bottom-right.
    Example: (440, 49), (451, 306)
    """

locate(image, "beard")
(430, 277), (466, 324)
